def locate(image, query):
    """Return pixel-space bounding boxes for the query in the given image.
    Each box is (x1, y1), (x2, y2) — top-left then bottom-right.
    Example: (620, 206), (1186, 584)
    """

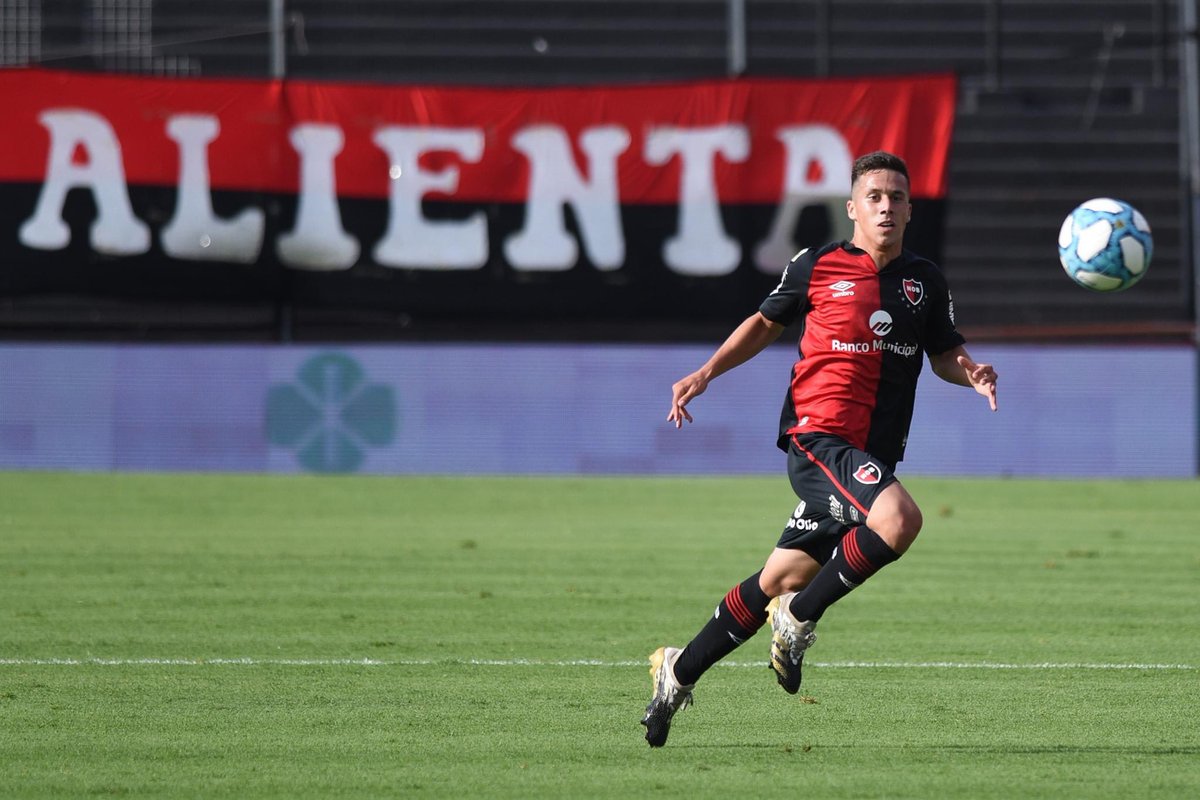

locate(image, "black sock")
(787, 526), (900, 622)
(673, 570), (770, 685)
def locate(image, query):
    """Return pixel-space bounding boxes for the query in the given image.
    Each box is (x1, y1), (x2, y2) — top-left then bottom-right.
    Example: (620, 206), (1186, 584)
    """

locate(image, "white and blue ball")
(1057, 198), (1152, 292)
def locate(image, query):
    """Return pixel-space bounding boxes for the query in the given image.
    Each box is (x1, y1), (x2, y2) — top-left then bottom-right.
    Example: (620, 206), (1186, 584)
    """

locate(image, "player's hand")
(668, 372), (709, 428)
(957, 355), (998, 411)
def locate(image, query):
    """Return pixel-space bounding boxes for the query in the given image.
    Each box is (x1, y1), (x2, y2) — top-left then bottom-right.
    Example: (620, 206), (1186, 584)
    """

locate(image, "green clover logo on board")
(266, 353), (397, 473)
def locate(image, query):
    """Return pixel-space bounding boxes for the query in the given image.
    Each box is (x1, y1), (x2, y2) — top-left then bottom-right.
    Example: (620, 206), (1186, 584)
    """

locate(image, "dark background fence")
(0, 0), (1191, 341)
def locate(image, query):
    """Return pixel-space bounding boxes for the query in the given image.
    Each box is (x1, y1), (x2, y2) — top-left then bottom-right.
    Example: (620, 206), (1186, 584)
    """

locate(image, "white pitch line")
(0, 657), (1195, 670)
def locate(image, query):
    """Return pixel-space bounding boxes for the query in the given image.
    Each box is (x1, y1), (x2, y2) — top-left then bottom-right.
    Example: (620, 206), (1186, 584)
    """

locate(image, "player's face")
(846, 169), (912, 255)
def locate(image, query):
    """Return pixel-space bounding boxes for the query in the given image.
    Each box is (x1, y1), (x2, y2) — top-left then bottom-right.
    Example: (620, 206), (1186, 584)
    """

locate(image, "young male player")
(642, 151), (998, 747)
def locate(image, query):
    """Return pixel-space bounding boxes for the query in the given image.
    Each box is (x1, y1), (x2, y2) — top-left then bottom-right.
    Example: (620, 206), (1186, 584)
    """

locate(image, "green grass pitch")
(1, 471), (1198, 798)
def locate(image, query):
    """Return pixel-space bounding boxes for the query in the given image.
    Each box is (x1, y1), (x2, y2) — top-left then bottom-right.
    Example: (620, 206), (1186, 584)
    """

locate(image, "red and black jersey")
(759, 241), (965, 469)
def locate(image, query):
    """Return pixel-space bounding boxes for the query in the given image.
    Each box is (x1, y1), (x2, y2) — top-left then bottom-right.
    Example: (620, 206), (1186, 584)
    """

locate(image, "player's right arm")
(668, 246), (817, 428)
(668, 311), (785, 428)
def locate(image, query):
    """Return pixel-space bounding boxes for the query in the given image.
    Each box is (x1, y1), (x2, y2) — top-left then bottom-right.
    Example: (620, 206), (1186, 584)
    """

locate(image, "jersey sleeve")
(758, 247), (817, 326)
(922, 265), (966, 356)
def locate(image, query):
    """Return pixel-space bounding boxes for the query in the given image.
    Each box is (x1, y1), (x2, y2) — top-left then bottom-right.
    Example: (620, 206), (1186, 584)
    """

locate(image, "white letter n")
(504, 125), (630, 272)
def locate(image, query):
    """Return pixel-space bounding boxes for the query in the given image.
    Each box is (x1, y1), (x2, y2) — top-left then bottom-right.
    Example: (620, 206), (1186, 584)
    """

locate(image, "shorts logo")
(828, 494), (846, 524)
(830, 280), (856, 297)
(786, 501), (819, 532)
(902, 278), (924, 306)
(853, 462), (882, 485)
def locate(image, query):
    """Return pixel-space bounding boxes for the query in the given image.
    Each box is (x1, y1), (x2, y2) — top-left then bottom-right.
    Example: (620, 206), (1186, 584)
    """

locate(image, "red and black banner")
(0, 68), (955, 337)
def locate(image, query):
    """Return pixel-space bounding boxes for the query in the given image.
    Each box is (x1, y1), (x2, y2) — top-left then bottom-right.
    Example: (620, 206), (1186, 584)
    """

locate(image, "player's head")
(851, 151), (910, 189)
(847, 151), (912, 259)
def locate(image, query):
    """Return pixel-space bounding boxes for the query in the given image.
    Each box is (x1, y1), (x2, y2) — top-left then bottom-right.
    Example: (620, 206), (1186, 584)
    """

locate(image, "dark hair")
(851, 151), (909, 186)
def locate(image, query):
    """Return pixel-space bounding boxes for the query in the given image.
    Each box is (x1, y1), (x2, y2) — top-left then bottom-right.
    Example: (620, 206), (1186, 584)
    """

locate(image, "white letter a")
(19, 110), (150, 255)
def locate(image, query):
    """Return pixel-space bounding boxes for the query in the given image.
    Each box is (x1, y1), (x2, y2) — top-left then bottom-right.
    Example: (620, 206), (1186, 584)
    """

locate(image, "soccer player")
(642, 151), (998, 747)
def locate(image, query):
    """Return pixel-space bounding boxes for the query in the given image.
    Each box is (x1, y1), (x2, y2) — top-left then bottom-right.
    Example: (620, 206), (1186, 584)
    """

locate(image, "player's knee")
(758, 561), (816, 597)
(895, 506), (923, 552)
(869, 505), (922, 554)
(760, 572), (810, 596)
(888, 506), (922, 552)
(759, 550), (821, 597)
(866, 484), (923, 554)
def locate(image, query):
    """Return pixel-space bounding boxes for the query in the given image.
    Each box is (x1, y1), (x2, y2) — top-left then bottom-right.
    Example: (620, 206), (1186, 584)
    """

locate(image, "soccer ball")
(1057, 198), (1152, 292)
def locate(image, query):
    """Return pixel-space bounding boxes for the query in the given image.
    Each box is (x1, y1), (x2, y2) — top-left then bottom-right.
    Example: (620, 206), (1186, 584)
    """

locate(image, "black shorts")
(775, 433), (898, 564)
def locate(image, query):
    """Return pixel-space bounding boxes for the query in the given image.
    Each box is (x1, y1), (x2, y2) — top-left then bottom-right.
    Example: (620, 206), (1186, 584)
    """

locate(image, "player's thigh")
(772, 435), (865, 570)
(774, 491), (845, 566)
(786, 433), (897, 527)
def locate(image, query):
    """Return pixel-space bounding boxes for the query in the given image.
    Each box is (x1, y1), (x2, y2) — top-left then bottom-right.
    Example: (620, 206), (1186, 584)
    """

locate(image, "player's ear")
(846, 199), (856, 221)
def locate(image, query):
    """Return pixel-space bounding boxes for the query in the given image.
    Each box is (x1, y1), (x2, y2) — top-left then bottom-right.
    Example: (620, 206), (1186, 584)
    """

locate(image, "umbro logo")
(830, 280), (856, 298)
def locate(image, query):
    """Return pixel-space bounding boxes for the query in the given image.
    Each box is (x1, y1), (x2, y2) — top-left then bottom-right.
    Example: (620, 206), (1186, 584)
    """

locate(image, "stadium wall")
(0, 342), (1193, 478)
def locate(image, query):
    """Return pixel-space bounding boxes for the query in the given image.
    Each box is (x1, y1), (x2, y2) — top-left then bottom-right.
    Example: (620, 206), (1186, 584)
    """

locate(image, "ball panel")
(1075, 220), (1113, 262)
(1119, 236), (1146, 275)
(1057, 216), (1074, 249)
(1071, 270), (1126, 291)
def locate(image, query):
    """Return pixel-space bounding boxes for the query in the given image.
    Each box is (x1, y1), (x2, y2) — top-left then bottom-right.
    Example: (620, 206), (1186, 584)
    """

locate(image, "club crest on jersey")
(902, 278), (924, 306)
(853, 461), (882, 485)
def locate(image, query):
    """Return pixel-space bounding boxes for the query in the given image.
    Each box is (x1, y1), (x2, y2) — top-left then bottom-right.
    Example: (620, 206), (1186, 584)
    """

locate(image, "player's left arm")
(929, 345), (998, 411)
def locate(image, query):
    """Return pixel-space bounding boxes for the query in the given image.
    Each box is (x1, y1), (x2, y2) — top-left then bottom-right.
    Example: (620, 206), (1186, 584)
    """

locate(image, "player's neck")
(851, 239), (902, 271)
